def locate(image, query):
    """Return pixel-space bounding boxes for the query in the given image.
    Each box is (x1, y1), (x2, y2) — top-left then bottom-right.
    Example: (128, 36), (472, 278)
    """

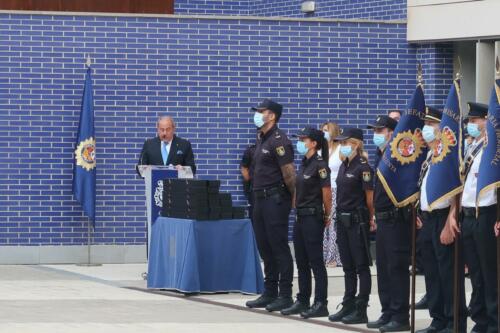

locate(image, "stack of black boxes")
(162, 179), (246, 220)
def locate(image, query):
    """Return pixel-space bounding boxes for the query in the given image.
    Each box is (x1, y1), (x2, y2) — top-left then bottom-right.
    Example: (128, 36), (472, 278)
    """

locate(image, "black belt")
(375, 209), (398, 221)
(297, 207), (321, 217)
(253, 184), (285, 198)
(462, 205), (496, 217)
(420, 207), (449, 220)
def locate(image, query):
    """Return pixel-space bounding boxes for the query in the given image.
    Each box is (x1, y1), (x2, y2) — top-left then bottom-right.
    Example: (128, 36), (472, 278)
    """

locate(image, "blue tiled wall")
(0, 13), (420, 245)
(175, 0), (407, 20)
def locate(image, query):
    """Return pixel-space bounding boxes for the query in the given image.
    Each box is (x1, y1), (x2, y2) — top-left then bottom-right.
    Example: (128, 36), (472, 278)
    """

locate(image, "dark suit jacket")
(138, 135), (196, 175)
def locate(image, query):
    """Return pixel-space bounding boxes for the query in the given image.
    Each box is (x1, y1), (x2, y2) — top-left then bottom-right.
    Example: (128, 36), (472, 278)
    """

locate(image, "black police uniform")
(366, 115), (411, 330)
(372, 157), (411, 326)
(294, 153), (330, 307)
(336, 154), (373, 301)
(333, 129), (374, 323)
(460, 102), (498, 333)
(241, 144), (256, 219)
(417, 106), (467, 333)
(251, 124), (294, 299)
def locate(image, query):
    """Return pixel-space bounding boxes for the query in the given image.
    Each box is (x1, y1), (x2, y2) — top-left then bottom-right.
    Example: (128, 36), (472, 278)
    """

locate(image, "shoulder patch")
(362, 171), (372, 182)
(274, 131), (281, 139)
(319, 168), (328, 179)
(276, 146), (285, 156)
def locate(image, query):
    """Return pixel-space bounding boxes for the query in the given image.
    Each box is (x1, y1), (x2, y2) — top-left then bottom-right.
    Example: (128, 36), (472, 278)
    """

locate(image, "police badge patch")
(362, 171), (372, 182)
(431, 126), (457, 164)
(75, 137), (96, 171)
(319, 168), (327, 179)
(276, 146), (285, 156)
(390, 129), (425, 165)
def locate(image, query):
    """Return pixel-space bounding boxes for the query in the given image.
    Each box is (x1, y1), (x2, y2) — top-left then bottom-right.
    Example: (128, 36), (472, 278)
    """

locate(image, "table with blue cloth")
(147, 217), (264, 294)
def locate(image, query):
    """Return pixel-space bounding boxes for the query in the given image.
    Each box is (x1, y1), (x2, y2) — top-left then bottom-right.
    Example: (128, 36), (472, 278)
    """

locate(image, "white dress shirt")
(461, 149), (497, 208)
(420, 152), (452, 212)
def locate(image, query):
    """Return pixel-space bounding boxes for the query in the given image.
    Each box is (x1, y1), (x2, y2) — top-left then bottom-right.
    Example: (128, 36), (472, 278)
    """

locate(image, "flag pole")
(76, 54), (101, 267)
(410, 203), (417, 333)
(453, 65), (462, 333)
(410, 63), (423, 333)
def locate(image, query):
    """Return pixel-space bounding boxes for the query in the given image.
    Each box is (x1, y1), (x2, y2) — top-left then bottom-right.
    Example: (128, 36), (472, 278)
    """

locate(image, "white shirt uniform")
(328, 145), (342, 188)
(420, 152), (452, 212)
(461, 149), (497, 208)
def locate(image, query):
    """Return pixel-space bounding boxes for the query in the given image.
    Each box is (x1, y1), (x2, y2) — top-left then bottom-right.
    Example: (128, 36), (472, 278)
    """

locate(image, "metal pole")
(76, 218), (101, 267)
(410, 203), (416, 333)
(87, 218), (91, 264)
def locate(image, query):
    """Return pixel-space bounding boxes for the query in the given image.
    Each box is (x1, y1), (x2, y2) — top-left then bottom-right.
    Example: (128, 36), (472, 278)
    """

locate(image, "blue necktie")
(161, 142), (168, 165)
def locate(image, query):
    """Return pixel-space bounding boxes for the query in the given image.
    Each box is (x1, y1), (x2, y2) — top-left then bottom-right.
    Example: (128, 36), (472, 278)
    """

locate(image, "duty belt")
(375, 208), (399, 221)
(462, 205), (496, 217)
(254, 184), (286, 198)
(420, 207), (449, 220)
(297, 207), (321, 217)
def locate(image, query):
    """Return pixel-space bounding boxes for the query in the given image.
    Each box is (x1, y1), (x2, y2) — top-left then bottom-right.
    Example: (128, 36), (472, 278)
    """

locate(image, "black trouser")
(375, 211), (410, 323)
(252, 191), (293, 297)
(336, 214), (371, 302)
(293, 213), (328, 303)
(420, 208), (467, 332)
(462, 205), (498, 333)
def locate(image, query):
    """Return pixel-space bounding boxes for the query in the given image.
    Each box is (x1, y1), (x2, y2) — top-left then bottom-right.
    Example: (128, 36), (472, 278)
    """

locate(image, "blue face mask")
(373, 133), (387, 148)
(422, 125), (436, 143)
(467, 123), (481, 138)
(296, 141), (308, 155)
(340, 145), (353, 158)
(323, 131), (331, 141)
(253, 112), (265, 128)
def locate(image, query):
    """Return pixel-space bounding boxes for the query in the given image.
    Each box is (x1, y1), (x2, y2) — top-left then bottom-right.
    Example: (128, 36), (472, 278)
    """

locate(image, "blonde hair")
(321, 121), (340, 153)
(339, 138), (369, 161)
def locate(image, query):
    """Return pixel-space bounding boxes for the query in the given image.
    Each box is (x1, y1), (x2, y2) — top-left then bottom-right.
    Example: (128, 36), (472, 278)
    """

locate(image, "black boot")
(246, 294), (276, 308)
(300, 301), (329, 319)
(328, 299), (355, 322)
(341, 299), (368, 324)
(280, 300), (309, 316)
(265, 296), (294, 312)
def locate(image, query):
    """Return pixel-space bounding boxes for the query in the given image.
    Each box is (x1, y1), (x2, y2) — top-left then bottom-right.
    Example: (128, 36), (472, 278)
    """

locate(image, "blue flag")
(476, 79), (500, 202)
(426, 80), (463, 209)
(377, 84), (428, 207)
(73, 67), (96, 224)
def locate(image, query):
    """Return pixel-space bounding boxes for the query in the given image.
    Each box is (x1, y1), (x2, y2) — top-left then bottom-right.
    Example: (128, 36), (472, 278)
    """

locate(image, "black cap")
(367, 115), (398, 130)
(251, 99), (283, 120)
(423, 106), (442, 122)
(293, 126), (324, 143)
(334, 127), (364, 141)
(467, 102), (488, 118)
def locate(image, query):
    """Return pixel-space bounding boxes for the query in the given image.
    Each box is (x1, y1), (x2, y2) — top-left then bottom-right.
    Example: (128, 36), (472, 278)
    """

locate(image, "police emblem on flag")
(390, 129), (425, 165)
(431, 126), (457, 164)
(75, 137), (96, 171)
(319, 168), (327, 179)
(362, 171), (372, 182)
(276, 146), (285, 156)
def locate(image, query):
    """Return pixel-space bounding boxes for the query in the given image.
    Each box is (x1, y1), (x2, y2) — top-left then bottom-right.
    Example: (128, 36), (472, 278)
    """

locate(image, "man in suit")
(138, 116), (196, 174)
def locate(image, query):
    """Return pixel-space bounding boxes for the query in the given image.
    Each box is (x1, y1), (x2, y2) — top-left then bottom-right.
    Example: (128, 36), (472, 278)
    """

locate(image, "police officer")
(280, 127), (332, 319)
(458, 102), (498, 333)
(365, 115), (411, 332)
(245, 99), (296, 312)
(416, 106), (467, 333)
(328, 127), (375, 325)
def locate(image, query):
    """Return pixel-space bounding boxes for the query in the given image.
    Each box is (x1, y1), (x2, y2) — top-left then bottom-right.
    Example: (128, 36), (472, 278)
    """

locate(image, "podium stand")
(138, 165), (193, 255)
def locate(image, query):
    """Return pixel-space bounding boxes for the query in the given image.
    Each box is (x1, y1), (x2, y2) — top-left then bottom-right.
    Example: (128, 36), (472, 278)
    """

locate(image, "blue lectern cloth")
(147, 217), (264, 294)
